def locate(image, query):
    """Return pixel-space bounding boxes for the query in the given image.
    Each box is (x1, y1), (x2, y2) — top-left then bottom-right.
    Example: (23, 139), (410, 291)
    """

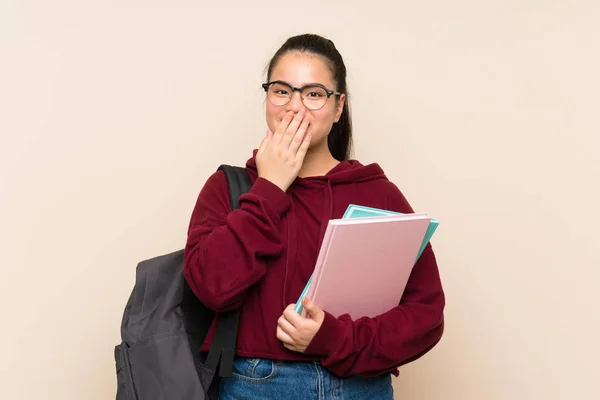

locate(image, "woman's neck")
(298, 144), (340, 178)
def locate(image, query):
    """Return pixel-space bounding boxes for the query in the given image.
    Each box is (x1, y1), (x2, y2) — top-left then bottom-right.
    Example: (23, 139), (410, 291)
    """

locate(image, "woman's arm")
(304, 243), (445, 376)
(183, 171), (291, 312)
(303, 184), (445, 377)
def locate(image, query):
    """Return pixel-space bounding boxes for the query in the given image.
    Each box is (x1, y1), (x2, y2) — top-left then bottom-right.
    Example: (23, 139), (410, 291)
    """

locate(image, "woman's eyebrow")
(271, 80), (328, 87)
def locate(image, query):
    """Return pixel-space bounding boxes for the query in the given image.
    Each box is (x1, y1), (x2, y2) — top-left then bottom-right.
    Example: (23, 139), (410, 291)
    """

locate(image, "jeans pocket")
(231, 358), (277, 383)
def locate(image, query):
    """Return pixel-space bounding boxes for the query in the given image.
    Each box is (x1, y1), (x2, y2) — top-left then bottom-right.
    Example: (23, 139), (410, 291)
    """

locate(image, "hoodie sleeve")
(303, 184), (445, 377)
(183, 170), (291, 312)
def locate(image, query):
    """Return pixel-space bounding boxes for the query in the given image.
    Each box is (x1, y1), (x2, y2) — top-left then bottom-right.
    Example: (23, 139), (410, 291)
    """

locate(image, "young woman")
(183, 33), (445, 400)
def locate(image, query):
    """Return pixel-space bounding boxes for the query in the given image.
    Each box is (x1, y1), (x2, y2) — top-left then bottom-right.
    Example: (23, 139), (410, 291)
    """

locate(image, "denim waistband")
(218, 357), (394, 400)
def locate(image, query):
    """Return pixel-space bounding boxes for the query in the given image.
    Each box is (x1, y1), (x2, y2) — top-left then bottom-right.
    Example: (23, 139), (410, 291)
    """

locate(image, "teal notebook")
(294, 204), (439, 314)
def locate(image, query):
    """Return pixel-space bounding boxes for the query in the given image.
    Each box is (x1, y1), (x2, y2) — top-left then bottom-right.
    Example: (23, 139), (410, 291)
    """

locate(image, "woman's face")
(265, 52), (345, 150)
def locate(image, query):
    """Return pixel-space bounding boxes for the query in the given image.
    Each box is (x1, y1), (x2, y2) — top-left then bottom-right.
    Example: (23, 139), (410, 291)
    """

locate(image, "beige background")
(1, 1), (599, 399)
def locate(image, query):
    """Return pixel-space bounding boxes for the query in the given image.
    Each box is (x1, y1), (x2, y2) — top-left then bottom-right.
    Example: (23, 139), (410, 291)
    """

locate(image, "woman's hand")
(276, 297), (324, 353)
(256, 109), (312, 192)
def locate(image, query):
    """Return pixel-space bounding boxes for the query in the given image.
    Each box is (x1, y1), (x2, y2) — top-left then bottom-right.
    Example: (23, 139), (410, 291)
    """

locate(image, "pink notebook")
(302, 213), (431, 320)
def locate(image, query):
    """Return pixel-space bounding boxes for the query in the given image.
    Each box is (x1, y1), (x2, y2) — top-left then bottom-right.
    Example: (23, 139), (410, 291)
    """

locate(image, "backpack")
(114, 164), (252, 400)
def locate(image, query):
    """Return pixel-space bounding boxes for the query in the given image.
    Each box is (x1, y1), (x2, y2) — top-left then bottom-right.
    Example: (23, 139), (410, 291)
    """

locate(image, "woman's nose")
(286, 91), (305, 112)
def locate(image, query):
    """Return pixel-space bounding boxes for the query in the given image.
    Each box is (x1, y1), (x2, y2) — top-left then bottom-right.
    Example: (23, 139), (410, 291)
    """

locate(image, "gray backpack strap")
(205, 165), (252, 378)
(218, 164), (252, 210)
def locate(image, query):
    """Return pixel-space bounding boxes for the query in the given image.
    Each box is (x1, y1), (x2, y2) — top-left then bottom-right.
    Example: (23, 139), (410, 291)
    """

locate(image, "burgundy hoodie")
(183, 152), (445, 377)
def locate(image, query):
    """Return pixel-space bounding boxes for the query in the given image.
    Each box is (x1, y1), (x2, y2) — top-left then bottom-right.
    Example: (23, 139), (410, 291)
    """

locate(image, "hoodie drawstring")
(281, 200), (297, 309)
(318, 179), (334, 244)
(281, 179), (334, 310)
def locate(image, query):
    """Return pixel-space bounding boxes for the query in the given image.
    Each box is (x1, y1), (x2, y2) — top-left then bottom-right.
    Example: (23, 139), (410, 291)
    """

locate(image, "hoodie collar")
(244, 149), (387, 187)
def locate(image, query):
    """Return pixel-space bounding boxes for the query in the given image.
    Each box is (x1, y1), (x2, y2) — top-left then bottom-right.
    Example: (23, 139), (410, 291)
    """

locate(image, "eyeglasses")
(261, 80), (342, 111)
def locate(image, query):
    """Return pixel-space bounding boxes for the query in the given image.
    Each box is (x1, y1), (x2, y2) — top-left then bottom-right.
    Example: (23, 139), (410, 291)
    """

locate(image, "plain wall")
(1, 1), (599, 399)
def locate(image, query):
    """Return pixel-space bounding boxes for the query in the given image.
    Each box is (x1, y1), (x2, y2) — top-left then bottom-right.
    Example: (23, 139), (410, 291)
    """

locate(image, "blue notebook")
(294, 204), (439, 314)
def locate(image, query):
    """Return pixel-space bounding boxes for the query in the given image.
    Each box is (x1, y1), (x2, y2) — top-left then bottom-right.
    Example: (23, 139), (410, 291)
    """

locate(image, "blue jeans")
(219, 357), (394, 400)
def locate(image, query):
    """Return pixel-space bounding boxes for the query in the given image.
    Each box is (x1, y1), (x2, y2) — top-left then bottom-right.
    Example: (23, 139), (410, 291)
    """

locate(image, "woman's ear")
(333, 93), (346, 123)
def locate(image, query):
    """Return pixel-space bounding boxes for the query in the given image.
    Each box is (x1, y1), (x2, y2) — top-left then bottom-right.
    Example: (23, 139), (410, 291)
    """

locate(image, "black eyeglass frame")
(261, 80), (342, 110)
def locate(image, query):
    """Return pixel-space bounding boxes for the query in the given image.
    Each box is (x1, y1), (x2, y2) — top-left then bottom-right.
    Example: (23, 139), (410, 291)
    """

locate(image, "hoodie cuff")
(304, 311), (346, 358)
(247, 177), (291, 217)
